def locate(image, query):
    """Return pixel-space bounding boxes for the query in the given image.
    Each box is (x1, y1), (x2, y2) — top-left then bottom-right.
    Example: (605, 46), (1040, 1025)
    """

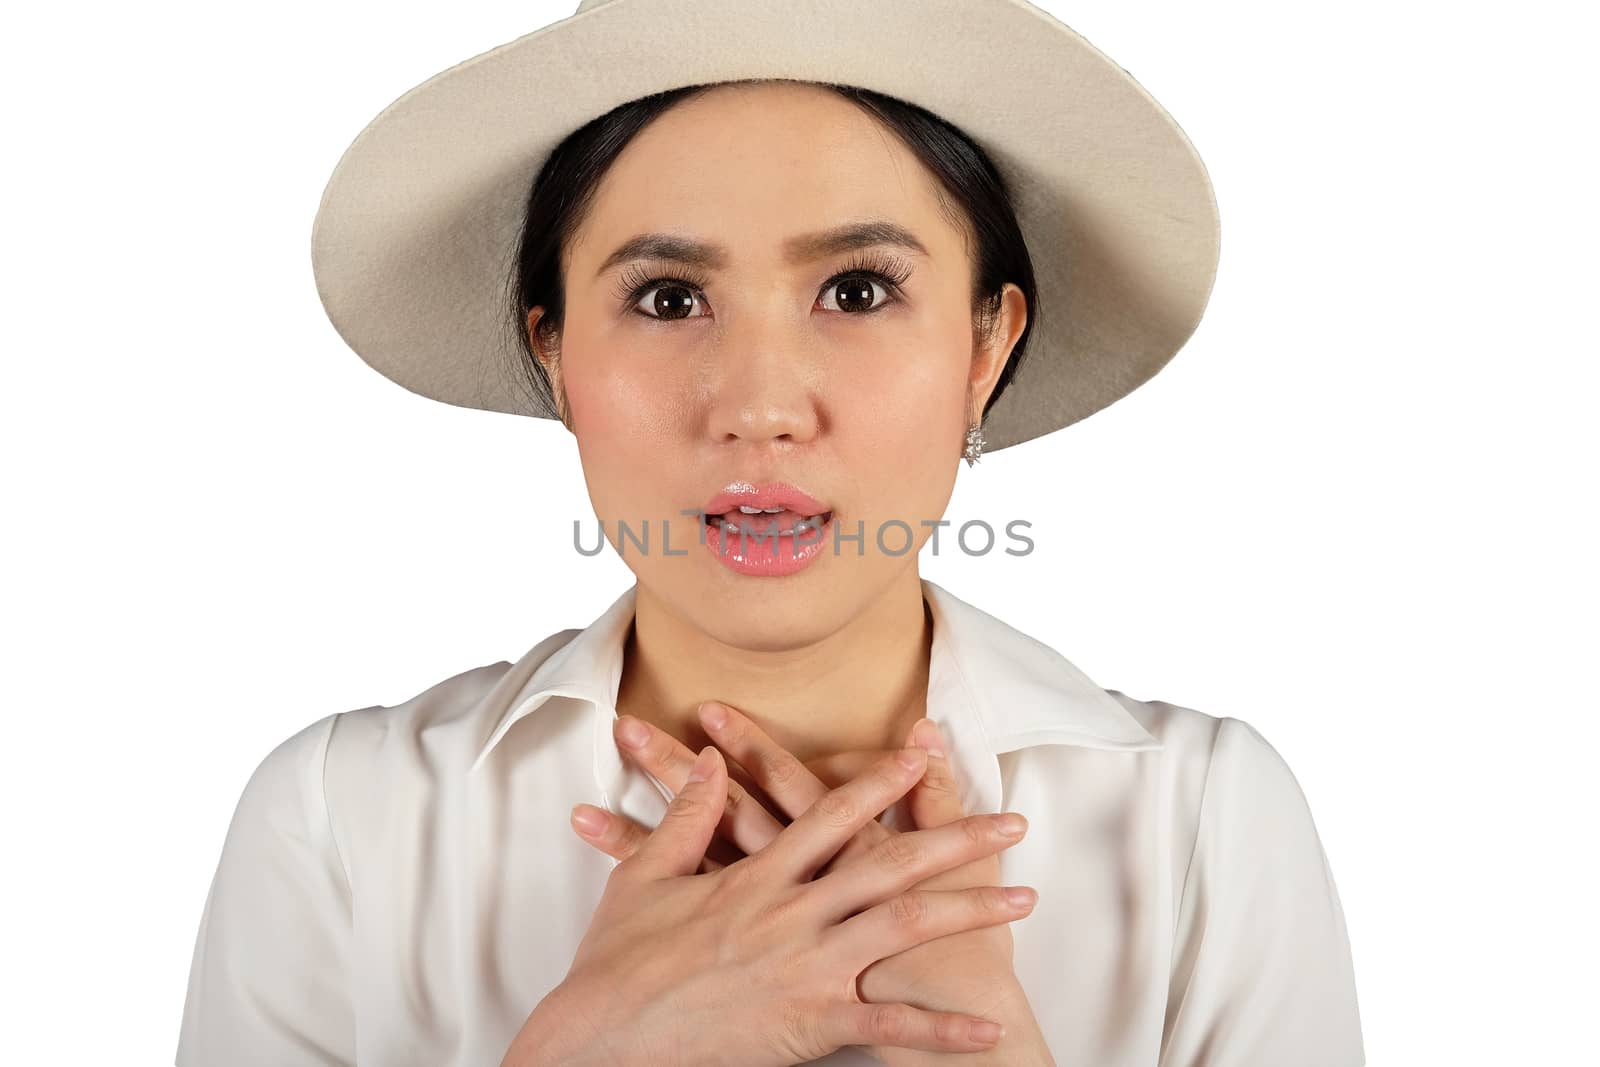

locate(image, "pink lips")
(700, 481), (835, 578)
(701, 482), (831, 518)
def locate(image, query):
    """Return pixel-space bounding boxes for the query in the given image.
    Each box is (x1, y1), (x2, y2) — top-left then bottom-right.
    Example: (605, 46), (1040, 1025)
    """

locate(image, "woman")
(177, 2), (1364, 1065)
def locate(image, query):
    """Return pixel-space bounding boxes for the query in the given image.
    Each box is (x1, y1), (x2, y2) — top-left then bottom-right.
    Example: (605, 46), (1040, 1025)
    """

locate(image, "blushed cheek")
(838, 339), (967, 529)
(568, 362), (691, 512)
(572, 367), (684, 448)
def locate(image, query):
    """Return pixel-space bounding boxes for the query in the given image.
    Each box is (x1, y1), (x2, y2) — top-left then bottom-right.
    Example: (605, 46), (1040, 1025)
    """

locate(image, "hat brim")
(310, 0), (1220, 452)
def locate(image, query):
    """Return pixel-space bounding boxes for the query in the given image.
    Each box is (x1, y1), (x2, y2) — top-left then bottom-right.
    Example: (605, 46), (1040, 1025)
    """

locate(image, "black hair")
(503, 78), (1037, 427)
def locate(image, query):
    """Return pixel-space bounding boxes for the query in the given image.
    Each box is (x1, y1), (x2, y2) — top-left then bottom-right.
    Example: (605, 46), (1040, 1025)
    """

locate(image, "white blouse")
(176, 578), (1365, 1066)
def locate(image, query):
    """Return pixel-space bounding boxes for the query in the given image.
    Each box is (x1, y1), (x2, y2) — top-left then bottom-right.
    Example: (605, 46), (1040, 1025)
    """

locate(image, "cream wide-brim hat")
(310, 0), (1220, 453)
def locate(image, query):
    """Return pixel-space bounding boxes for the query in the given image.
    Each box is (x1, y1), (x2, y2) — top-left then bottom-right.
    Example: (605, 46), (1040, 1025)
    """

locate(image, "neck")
(615, 569), (932, 771)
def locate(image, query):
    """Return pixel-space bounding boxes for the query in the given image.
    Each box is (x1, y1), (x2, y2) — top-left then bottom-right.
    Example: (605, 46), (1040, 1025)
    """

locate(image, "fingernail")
(571, 805), (607, 836)
(970, 1021), (1004, 1044)
(687, 746), (717, 782)
(895, 747), (925, 771)
(616, 717), (648, 748)
(1004, 886), (1037, 908)
(996, 813), (1027, 836)
(914, 718), (946, 758)
(700, 702), (728, 730)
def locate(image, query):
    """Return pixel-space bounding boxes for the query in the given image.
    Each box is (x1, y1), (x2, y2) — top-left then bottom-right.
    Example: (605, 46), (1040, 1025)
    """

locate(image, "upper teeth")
(738, 505), (788, 514)
(720, 513), (828, 532)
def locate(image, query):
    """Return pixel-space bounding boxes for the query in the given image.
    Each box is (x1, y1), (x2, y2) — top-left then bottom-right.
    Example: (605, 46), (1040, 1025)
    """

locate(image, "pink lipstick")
(699, 481), (834, 577)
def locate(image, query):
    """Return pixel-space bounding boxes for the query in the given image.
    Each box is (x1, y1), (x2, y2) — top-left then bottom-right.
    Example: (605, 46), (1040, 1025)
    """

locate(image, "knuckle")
(668, 789), (709, 820)
(867, 1003), (908, 1043)
(758, 747), (803, 789)
(875, 758), (911, 793)
(815, 788), (859, 829)
(975, 885), (1011, 914)
(781, 998), (815, 1052)
(888, 890), (929, 927)
(872, 833), (921, 874)
(961, 815), (991, 847)
(605, 825), (640, 859)
(753, 887), (803, 935)
(723, 849), (771, 897)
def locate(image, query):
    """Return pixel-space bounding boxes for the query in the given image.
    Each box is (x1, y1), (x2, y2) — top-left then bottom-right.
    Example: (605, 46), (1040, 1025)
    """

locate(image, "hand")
(572, 703), (1050, 1065)
(501, 744), (1035, 1067)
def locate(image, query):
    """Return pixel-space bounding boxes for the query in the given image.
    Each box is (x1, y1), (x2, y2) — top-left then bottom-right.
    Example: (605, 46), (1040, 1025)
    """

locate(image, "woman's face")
(534, 81), (1024, 649)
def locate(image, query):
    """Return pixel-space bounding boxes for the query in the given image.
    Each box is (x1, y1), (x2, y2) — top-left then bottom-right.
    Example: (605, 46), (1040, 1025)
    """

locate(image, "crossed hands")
(501, 701), (1055, 1067)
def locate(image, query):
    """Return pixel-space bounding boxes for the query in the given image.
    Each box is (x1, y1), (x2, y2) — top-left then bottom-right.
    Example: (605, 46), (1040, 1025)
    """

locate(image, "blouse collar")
(468, 578), (1163, 818)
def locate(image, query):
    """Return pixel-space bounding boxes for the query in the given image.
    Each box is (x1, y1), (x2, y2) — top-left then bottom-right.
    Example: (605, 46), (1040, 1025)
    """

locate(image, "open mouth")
(703, 508), (834, 537)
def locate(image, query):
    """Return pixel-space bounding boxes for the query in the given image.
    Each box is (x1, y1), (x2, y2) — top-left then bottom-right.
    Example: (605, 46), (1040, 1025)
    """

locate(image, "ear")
(968, 282), (1028, 417)
(526, 306), (572, 430)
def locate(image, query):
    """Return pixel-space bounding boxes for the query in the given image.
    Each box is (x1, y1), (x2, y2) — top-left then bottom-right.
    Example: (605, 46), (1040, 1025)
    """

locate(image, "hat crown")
(575, 0), (614, 11)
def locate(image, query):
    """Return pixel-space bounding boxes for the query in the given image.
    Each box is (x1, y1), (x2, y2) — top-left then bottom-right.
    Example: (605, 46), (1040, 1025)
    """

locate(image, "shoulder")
(314, 626), (592, 786)
(218, 711), (346, 864)
(1113, 701), (1365, 1061)
(246, 620), (590, 796)
(1108, 692), (1349, 931)
(1104, 690), (1310, 802)
(1096, 692), (1337, 896)
(219, 658), (517, 858)
(323, 658), (520, 766)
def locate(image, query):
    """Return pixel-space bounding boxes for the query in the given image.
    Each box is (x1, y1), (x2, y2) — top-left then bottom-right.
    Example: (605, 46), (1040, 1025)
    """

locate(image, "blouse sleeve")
(176, 713), (355, 1066)
(1160, 716), (1365, 1067)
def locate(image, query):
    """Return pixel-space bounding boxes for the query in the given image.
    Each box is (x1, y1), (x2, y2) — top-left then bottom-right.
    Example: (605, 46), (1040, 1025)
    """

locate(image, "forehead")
(568, 81), (961, 270)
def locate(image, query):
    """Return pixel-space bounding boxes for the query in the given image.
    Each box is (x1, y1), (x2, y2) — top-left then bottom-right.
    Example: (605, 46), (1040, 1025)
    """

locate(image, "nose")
(703, 313), (822, 449)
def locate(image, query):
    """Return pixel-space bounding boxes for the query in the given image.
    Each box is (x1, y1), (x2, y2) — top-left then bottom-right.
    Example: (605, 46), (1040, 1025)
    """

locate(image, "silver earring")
(962, 421), (986, 467)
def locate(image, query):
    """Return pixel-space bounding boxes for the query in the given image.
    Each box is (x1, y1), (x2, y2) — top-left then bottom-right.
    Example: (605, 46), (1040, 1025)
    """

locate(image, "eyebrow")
(594, 220), (932, 279)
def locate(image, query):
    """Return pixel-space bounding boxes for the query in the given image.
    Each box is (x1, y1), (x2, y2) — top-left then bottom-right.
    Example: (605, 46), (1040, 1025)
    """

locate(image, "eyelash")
(614, 252), (915, 320)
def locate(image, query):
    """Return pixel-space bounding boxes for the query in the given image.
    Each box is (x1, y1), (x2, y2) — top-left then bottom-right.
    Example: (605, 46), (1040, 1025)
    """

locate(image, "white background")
(3, 1), (1595, 1063)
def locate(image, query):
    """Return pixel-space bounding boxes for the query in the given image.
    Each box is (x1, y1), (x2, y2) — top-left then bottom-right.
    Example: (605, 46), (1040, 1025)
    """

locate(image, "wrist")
(501, 983), (619, 1067)
(976, 978), (1054, 1067)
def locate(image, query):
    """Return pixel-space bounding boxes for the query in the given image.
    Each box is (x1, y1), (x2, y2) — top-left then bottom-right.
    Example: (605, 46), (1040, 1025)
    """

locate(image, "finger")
(570, 802), (729, 873)
(571, 798), (736, 881)
(764, 747), (926, 883)
(905, 718), (969, 832)
(620, 746), (728, 881)
(614, 713), (767, 800)
(569, 803), (651, 862)
(819, 1000), (1005, 1055)
(809, 812), (1029, 922)
(826, 884), (1038, 975)
(699, 701), (830, 832)
(615, 711), (787, 857)
(703, 702), (896, 870)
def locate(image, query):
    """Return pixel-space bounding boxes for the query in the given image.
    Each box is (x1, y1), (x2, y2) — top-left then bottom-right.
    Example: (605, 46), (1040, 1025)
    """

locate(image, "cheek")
(562, 341), (697, 530)
(830, 316), (968, 521)
(833, 314), (968, 448)
(565, 344), (692, 455)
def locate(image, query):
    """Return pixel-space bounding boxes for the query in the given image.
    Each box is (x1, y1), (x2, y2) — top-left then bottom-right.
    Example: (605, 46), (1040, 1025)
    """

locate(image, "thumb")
(905, 718), (967, 830)
(626, 745), (727, 880)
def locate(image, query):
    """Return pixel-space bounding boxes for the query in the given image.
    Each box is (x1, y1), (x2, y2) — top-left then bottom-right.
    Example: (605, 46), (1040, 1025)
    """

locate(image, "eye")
(816, 253), (915, 316)
(818, 274), (892, 314)
(630, 278), (711, 321)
